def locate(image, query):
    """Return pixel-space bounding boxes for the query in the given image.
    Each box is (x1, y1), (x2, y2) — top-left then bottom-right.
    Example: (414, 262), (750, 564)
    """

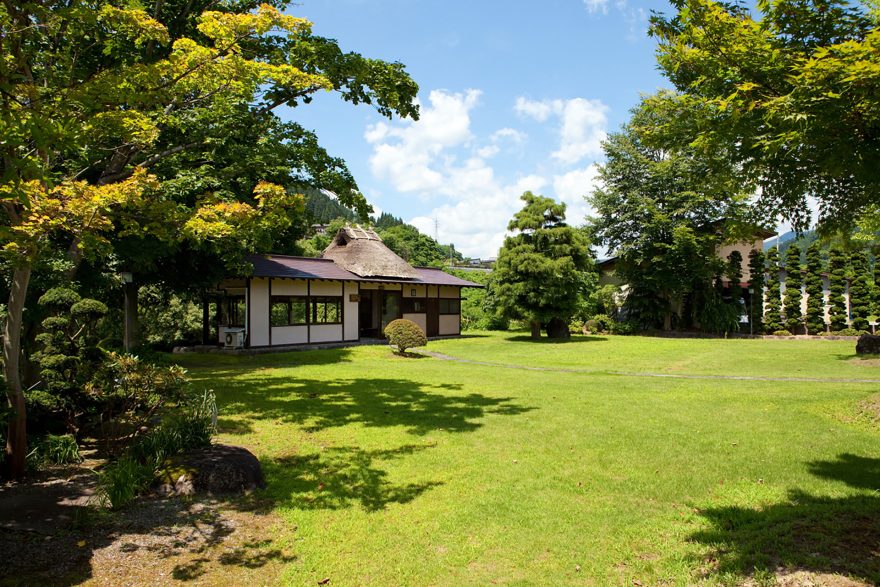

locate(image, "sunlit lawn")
(178, 332), (880, 586)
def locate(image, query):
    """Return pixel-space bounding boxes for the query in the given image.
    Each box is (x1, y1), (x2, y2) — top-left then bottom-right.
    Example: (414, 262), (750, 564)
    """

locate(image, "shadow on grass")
(262, 444), (443, 512)
(506, 335), (608, 344)
(689, 454), (880, 584)
(175, 347), (354, 374)
(212, 376), (533, 436)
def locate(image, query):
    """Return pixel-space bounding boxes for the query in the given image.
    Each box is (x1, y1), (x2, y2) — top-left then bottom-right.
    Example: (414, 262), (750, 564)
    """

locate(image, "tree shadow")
(207, 376), (534, 436)
(688, 454), (880, 584)
(506, 335), (608, 343)
(174, 347), (354, 375)
(261, 443), (443, 512)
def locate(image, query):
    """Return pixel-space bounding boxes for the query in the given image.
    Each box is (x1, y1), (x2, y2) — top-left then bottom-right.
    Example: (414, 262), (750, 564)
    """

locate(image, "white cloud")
(365, 89), (481, 193)
(583, 0), (609, 13)
(364, 89), (609, 257)
(553, 164), (602, 225)
(514, 97), (608, 165)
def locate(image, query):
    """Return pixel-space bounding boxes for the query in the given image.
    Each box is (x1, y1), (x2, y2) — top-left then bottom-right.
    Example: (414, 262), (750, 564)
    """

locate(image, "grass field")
(178, 332), (880, 586)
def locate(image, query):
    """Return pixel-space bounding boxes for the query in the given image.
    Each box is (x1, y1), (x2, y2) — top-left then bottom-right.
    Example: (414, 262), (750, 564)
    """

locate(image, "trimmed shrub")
(764, 247), (784, 333)
(584, 319), (601, 334)
(783, 244), (804, 333)
(591, 314), (613, 332)
(748, 249), (765, 334)
(834, 328), (863, 337)
(827, 246), (848, 331)
(772, 329), (792, 336)
(804, 242), (826, 334)
(384, 319), (427, 354)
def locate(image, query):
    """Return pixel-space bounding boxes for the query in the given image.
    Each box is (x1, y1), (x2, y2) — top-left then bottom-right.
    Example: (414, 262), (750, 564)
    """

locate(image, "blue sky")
(278, 0), (673, 258)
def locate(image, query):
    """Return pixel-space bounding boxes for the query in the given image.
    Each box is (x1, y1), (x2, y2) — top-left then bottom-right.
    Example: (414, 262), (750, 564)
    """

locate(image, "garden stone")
(856, 334), (880, 355)
(157, 444), (265, 496)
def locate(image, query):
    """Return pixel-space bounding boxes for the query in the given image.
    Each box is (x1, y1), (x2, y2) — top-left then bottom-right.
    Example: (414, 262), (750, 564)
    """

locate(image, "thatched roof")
(321, 225), (420, 279)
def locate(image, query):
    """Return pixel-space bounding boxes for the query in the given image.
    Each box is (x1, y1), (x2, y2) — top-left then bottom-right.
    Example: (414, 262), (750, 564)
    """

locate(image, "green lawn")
(178, 332), (880, 586)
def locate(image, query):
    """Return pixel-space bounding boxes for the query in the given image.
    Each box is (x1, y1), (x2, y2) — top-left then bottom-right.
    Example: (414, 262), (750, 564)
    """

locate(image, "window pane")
(271, 301), (289, 326)
(291, 299), (308, 324)
(312, 297), (341, 324)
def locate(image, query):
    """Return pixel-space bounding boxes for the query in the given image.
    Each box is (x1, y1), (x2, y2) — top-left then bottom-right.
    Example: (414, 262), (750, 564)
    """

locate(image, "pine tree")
(827, 245), (849, 331)
(764, 246), (784, 333)
(849, 249), (871, 331)
(747, 249), (765, 334)
(804, 241), (826, 334)
(783, 243), (804, 333)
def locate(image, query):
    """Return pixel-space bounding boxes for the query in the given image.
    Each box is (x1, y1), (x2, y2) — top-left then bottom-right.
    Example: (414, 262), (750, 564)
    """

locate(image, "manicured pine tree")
(848, 249), (872, 331)
(827, 245), (849, 331)
(747, 249), (765, 334)
(783, 243), (804, 333)
(727, 250), (743, 311)
(764, 246), (784, 333)
(804, 241), (827, 334)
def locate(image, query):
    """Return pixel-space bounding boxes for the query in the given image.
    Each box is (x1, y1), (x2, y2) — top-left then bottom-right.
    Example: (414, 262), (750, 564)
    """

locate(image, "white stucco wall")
(272, 279), (307, 296)
(310, 324), (343, 343)
(249, 278), (270, 347)
(402, 313), (427, 334)
(271, 325), (308, 345)
(344, 282), (359, 341)
(439, 314), (459, 336)
(310, 281), (342, 296)
(439, 286), (459, 299)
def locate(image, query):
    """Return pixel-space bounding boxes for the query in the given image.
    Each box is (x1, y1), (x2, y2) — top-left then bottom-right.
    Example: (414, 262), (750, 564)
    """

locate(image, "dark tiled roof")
(247, 255), (483, 288)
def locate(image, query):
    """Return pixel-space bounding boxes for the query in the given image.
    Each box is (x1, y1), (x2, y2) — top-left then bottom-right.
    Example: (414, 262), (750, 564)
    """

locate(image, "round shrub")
(384, 319), (427, 354)
(592, 314), (612, 332)
(584, 319), (601, 334)
(772, 329), (792, 336)
(38, 287), (81, 309)
(70, 298), (109, 319)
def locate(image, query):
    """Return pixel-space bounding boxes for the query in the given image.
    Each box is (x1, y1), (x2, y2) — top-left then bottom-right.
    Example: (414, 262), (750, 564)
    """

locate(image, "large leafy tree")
(494, 192), (593, 339)
(651, 0), (880, 232)
(0, 1), (418, 477)
(589, 94), (755, 330)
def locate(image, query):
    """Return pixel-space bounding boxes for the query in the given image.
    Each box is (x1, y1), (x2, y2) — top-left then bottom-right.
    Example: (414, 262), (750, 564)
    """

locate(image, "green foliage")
(373, 212), (405, 231)
(698, 290), (741, 335)
(378, 223), (463, 267)
(772, 330), (793, 337)
(848, 250), (872, 331)
(591, 314), (614, 333)
(383, 319), (427, 354)
(97, 391), (216, 509)
(26, 434), (82, 470)
(589, 94), (753, 331)
(783, 244), (804, 333)
(833, 328), (864, 337)
(87, 353), (190, 443)
(652, 0), (880, 232)
(828, 246), (849, 331)
(494, 192), (594, 337)
(304, 188), (360, 224)
(804, 242), (827, 334)
(446, 270), (508, 331)
(747, 249), (765, 333)
(138, 285), (204, 349)
(763, 248), (784, 333)
(608, 320), (639, 335)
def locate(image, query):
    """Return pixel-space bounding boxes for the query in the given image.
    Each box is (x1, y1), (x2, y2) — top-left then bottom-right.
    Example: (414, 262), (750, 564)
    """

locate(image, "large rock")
(856, 334), (880, 355)
(157, 444), (265, 496)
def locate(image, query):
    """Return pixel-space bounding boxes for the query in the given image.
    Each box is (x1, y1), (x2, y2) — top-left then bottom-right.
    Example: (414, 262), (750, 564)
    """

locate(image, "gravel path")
(418, 351), (880, 384)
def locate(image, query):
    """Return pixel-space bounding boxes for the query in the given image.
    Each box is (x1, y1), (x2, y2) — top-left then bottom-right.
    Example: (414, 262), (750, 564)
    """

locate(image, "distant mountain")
(303, 188), (359, 224)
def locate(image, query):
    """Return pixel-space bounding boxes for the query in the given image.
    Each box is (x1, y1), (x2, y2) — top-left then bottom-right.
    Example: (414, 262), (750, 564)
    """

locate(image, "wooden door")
(426, 298), (439, 337)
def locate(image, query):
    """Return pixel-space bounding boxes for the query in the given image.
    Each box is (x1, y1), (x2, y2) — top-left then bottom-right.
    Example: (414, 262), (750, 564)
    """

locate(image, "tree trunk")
(530, 320), (542, 340)
(545, 317), (571, 339)
(4, 265), (31, 478)
(123, 282), (140, 352)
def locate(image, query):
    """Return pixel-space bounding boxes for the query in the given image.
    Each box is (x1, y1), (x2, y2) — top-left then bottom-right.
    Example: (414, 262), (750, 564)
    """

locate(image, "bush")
(27, 434), (82, 469)
(609, 321), (638, 335)
(834, 328), (863, 337)
(384, 319), (427, 354)
(591, 314), (613, 332)
(97, 390), (216, 509)
(772, 329), (792, 336)
(584, 319), (601, 334)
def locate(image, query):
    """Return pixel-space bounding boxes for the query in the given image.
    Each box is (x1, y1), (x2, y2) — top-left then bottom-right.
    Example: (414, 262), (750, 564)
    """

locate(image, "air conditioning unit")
(224, 328), (246, 349)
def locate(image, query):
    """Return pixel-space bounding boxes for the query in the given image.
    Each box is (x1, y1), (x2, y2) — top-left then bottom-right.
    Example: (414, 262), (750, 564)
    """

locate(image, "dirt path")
(418, 351), (880, 384)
